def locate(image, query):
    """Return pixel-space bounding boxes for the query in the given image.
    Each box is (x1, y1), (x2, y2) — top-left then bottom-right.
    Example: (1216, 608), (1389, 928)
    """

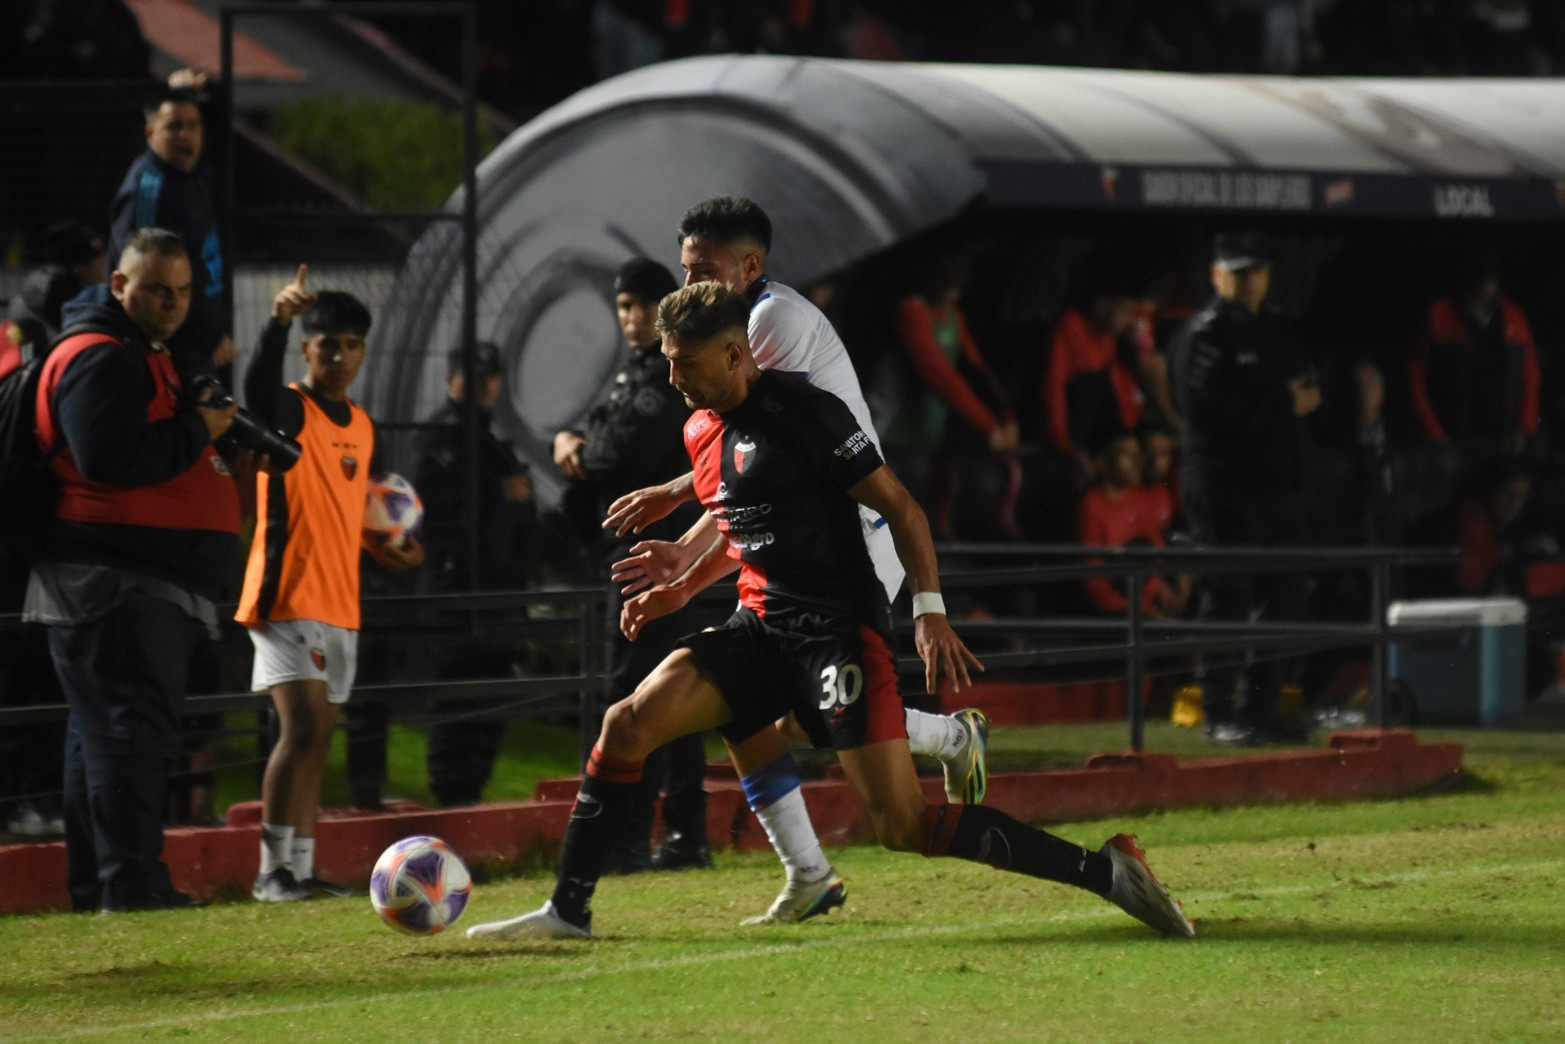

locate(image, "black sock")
(550, 746), (644, 926)
(922, 803), (1113, 895)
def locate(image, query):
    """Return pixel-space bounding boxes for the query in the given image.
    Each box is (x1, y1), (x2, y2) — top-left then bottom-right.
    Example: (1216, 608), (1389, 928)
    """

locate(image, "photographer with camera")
(1169, 232), (1320, 746)
(236, 265), (423, 902)
(23, 228), (242, 912)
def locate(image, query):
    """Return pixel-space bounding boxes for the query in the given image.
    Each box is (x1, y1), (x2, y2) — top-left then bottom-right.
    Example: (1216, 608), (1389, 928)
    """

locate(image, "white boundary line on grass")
(18, 855), (1565, 1041)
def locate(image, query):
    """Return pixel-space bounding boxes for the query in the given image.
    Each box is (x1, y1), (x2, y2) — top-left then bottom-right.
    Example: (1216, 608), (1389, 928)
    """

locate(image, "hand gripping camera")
(188, 376), (303, 472)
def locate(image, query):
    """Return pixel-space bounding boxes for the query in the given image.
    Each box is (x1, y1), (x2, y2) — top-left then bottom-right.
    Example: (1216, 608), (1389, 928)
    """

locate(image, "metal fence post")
(1372, 559), (1390, 729)
(1126, 565), (1146, 752)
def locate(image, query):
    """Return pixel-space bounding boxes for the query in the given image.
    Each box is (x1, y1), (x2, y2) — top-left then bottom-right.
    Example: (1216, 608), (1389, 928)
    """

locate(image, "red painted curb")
(0, 730), (1462, 916)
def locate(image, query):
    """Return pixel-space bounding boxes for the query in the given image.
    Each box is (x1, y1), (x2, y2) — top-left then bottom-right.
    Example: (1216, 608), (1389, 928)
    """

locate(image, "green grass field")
(5, 716), (1564, 1043)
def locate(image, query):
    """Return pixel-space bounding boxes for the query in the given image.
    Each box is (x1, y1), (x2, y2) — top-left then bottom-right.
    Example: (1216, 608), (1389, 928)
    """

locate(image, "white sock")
(752, 789), (829, 883)
(291, 836), (315, 880)
(260, 822), (294, 875)
(905, 708), (966, 762)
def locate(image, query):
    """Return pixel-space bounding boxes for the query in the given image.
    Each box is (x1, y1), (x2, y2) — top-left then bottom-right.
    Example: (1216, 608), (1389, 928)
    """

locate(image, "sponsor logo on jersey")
(686, 413), (713, 437)
(832, 430), (872, 461)
(715, 481), (730, 502)
(734, 436), (757, 473)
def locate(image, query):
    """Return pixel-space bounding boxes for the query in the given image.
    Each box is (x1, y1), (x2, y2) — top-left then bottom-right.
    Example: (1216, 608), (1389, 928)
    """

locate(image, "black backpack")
(0, 343), (59, 564)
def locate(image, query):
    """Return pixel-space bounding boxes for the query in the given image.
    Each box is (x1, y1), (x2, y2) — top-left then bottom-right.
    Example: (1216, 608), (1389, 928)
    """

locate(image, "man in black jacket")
(23, 228), (240, 912)
(414, 339), (537, 808)
(553, 257), (718, 871)
(1170, 232), (1320, 744)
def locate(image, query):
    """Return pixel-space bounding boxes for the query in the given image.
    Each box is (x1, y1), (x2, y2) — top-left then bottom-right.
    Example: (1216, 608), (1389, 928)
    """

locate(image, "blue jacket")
(108, 147), (227, 360)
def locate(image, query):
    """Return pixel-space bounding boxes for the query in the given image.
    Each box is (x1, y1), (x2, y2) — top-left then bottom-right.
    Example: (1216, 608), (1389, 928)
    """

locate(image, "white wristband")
(912, 592), (946, 618)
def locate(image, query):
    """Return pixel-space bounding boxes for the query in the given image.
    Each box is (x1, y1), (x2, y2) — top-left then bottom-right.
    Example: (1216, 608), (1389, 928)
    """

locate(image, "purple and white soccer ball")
(364, 472), (423, 548)
(369, 835), (472, 936)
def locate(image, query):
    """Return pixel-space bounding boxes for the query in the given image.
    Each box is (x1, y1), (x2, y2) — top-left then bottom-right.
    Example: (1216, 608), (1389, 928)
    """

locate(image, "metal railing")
(0, 544), (1462, 760)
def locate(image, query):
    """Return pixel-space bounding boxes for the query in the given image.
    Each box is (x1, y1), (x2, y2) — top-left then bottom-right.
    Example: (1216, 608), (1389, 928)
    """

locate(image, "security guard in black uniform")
(1170, 232), (1320, 744)
(553, 258), (721, 870)
(415, 340), (538, 807)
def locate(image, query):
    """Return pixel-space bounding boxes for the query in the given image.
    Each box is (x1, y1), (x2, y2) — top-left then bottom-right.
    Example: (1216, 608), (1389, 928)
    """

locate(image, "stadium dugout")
(362, 54), (1565, 497)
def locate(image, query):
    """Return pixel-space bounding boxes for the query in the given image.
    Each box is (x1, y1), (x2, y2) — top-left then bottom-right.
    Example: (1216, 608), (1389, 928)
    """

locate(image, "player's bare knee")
(599, 698), (654, 760)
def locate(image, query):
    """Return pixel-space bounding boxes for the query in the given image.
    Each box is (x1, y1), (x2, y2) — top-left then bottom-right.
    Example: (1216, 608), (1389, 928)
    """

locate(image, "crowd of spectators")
(830, 218), (1563, 740)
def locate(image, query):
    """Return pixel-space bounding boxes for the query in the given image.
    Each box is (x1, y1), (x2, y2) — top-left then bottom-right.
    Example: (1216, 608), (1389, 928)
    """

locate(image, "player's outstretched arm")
(850, 465), (983, 695)
(611, 510), (721, 594)
(603, 471), (696, 537)
(620, 530), (735, 640)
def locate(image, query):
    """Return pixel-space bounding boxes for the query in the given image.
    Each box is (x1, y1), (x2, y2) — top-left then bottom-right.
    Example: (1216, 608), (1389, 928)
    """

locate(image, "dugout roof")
(367, 56), (1565, 500)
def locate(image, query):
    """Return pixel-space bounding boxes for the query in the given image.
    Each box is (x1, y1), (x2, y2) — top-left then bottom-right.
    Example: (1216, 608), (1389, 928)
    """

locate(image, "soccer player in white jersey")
(604, 197), (988, 924)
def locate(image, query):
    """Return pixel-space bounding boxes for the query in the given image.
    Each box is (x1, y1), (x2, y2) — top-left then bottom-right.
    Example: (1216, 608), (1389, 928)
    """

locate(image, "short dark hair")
(301, 291), (372, 337)
(656, 282), (750, 345)
(614, 257), (678, 303)
(119, 227), (187, 270)
(677, 197), (772, 253)
(143, 87), (203, 124)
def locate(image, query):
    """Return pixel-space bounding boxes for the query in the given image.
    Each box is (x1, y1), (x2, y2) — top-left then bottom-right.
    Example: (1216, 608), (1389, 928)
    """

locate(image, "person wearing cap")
(5, 221), (108, 355)
(1169, 231), (1319, 745)
(412, 338), (537, 808)
(552, 256), (721, 872)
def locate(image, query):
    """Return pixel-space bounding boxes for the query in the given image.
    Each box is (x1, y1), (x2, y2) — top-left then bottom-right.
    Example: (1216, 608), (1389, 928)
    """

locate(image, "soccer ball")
(364, 472), (423, 548)
(369, 836), (472, 936)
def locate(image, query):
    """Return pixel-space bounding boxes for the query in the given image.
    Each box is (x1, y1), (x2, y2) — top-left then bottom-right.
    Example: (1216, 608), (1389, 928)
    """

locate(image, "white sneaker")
(941, 708), (990, 804)
(465, 901), (591, 941)
(1101, 834), (1195, 938)
(741, 870), (845, 925)
(7, 802), (64, 837)
(252, 867), (311, 903)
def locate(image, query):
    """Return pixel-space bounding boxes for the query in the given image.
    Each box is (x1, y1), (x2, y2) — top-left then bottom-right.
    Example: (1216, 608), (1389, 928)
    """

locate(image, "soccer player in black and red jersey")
(466, 282), (1195, 941)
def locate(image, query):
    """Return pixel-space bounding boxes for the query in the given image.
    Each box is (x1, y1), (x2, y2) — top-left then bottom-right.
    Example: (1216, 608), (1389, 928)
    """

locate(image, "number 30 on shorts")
(818, 663), (864, 709)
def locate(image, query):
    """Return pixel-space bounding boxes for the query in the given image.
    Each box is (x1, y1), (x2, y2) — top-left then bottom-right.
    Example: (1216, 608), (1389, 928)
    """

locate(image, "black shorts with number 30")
(678, 605), (907, 751)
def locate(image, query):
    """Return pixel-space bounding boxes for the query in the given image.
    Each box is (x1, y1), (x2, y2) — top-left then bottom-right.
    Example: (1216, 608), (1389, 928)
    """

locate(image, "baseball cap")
(614, 257), (678, 303)
(446, 340), (503, 377)
(42, 221), (106, 267)
(1213, 231), (1273, 271)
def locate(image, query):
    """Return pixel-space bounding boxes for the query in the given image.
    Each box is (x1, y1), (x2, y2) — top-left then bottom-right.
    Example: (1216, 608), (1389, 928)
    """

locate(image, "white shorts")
(861, 508), (906, 602)
(248, 619), (359, 705)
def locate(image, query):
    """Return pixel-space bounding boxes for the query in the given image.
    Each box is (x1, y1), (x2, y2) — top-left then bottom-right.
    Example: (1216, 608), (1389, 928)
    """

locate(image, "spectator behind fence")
(1078, 432), (1189, 620)
(235, 266), (423, 903)
(0, 223), (106, 839)
(1042, 276), (1148, 484)
(1169, 231), (1319, 746)
(414, 339), (538, 808)
(881, 249), (1020, 539)
(5, 221), (107, 356)
(108, 78), (233, 377)
(22, 228), (242, 912)
(554, 257), (721, 873)
(1411, 461), (1565, 696)
(1408, 247), (1539, 482)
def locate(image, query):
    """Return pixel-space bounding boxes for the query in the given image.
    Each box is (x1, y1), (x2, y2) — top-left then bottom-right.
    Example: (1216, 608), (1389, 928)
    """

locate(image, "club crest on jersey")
(733, 437), (757, 474)
(311, 647), (327, 671)
(341, 456), (358, 480)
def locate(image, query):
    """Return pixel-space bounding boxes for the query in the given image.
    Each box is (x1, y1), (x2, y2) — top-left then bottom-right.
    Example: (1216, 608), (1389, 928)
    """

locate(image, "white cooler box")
(1388, 597), (1527, 727)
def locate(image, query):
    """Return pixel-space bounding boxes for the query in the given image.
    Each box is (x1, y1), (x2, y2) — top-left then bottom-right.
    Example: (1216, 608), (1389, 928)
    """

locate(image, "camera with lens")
(188, 375), (302, 472)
